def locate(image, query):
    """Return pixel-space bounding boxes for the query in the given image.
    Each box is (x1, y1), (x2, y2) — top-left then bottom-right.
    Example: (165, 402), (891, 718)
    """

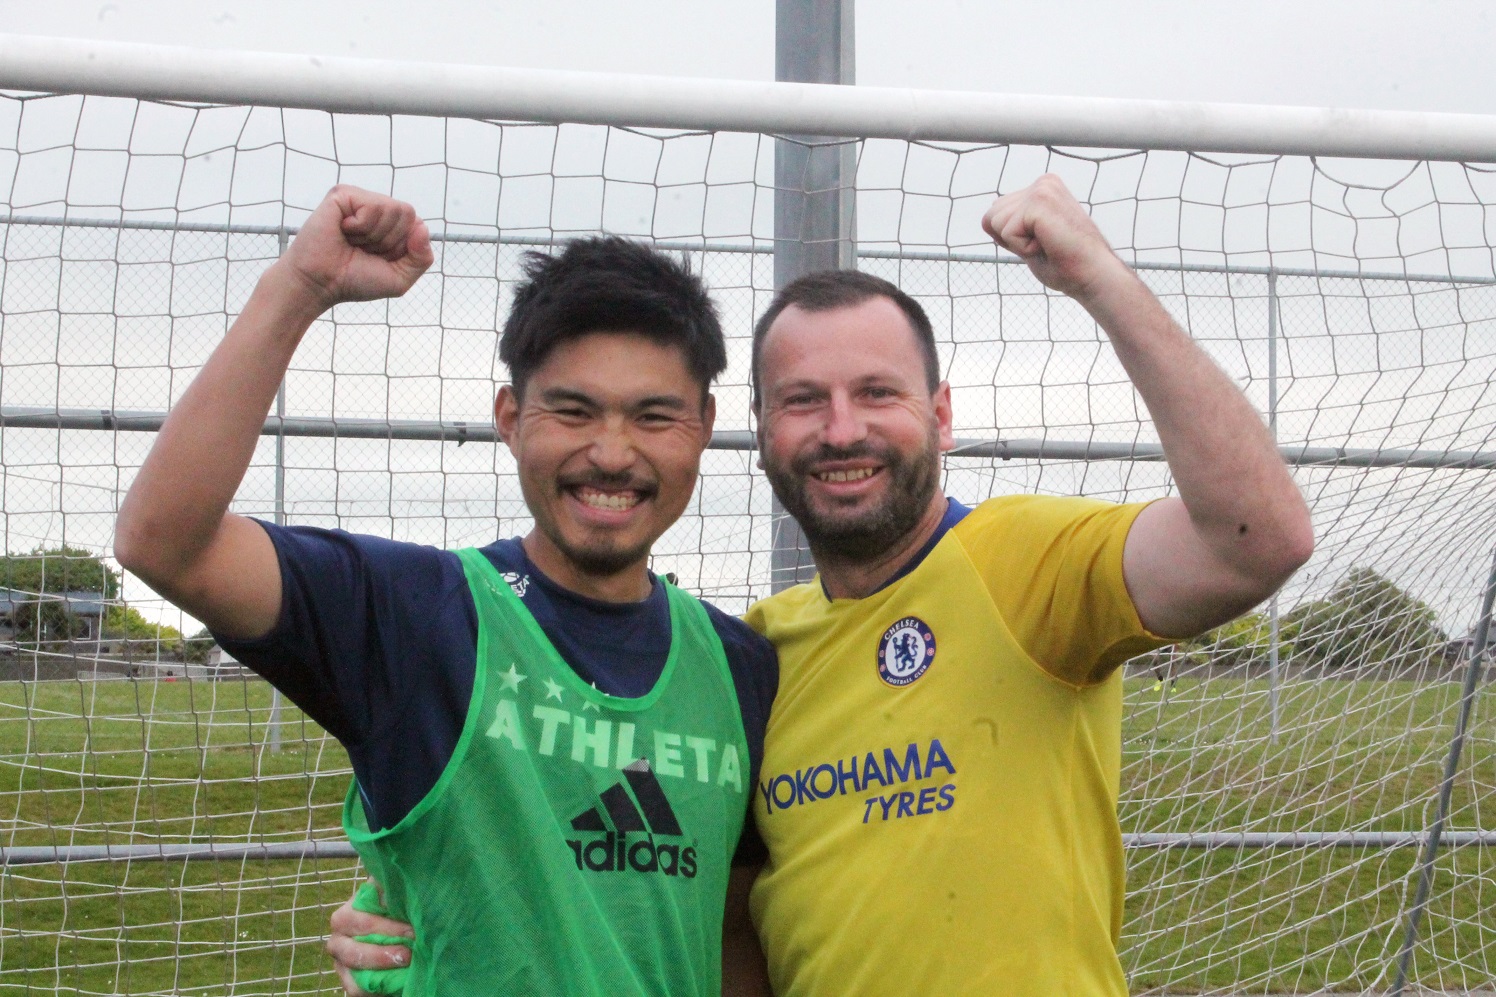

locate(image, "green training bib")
(344, 548), (749, 996)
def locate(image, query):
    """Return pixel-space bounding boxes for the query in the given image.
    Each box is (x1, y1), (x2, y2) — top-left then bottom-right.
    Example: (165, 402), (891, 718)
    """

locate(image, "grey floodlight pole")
(770, 0), (857, 591)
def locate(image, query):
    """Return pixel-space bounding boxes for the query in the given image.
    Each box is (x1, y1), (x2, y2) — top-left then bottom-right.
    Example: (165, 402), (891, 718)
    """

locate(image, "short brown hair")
(751, 270), (939, 407)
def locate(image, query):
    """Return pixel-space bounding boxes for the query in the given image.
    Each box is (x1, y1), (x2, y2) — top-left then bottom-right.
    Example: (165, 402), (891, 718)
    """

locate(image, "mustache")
(559, 469), (658, 494)
(791, 442), (890, 470)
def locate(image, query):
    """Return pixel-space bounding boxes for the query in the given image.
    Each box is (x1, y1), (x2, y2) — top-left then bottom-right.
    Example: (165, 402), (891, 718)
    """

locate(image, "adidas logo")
(566, 759), (698, 878)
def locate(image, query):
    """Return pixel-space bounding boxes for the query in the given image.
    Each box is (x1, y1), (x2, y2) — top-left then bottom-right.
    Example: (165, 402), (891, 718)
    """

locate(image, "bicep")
(166, 513), (282, 640)
(213, 527), (466, 747)
(1122, 496), (1268, 640)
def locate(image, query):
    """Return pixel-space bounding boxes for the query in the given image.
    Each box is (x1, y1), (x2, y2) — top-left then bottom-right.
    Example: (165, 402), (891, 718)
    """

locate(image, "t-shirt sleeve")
(953, 495), (1171, 685)
(211, 521), (475, 749)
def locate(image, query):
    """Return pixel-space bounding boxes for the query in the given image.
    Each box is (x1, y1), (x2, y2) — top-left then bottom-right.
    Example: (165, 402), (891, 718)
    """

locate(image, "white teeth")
(577, 490), (640, 511)
(818, 468), (876, 483)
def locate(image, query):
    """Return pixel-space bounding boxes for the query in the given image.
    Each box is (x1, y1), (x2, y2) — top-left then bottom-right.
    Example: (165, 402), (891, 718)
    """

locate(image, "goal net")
(1, 41), (1494, 995)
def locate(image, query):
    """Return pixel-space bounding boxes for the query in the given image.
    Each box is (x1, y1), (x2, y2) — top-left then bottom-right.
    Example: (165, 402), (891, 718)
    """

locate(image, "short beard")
(537, 469), (658, 580)
(546, 532), (652, 579)
(763, 430), (941, 564)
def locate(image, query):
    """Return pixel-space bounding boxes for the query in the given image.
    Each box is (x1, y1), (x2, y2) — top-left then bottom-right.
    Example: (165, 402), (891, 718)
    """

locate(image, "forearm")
(721, 863), (772, 997)
(723, 929), (773, 997)
(1079, 264), (1312, 591)
(115, 264), (327, 599)
(983, 175), (1312, 641)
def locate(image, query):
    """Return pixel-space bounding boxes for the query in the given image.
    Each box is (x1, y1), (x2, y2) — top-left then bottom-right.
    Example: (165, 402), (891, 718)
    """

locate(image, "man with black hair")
(115, 185), (777, 997)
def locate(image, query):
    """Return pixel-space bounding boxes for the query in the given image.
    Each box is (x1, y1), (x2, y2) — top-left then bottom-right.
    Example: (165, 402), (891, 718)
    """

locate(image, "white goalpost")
(0, 33), (1494, 995)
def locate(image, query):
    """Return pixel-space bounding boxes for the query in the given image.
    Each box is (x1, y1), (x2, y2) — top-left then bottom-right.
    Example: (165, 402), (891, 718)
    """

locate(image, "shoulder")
(703, 600), (777, 669)
(253, 522), (478, 649)
(703, 599), (778, 702)
(951, 495), (1145, 555)
(743, 582), (820, 637)
(262, 521), (463, 578)
(699, 598), (777, 767)
(953, 494), (1118, 532)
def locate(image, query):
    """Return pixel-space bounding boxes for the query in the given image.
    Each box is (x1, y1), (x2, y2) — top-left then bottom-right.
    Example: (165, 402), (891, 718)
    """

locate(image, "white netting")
(0, 90), (1493, 994)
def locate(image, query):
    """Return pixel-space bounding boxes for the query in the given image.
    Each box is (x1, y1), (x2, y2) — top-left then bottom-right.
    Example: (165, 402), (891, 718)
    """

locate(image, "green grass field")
(1, 678), (356, 995)
(2, 675), (1492, 994)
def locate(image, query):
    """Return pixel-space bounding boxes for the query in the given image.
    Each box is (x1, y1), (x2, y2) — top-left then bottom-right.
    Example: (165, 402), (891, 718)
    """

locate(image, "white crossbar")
(3, 33), (1496, 160)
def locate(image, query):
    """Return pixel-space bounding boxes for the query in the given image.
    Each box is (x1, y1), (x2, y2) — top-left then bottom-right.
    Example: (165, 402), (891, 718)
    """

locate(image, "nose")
(821, 392), (867, 449)
(588, 416), (637, 473)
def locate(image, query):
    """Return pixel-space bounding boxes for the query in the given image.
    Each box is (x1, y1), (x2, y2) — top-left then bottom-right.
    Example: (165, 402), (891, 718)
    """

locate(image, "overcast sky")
(4, 0), (1496, 115)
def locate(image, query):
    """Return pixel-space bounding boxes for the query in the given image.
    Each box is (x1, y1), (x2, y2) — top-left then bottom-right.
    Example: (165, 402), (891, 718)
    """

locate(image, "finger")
(357, 205), (424, 263)
(326, 931), (412, 971)
(996, 209), (1041, 259)
(340, 199), (398, 248)
(981, 195), (1015, 242)
(362, 204), (410, 256)
(330, 902), (413, 940)
(335, 962), (375, 997)
(403, 218), (435, 270)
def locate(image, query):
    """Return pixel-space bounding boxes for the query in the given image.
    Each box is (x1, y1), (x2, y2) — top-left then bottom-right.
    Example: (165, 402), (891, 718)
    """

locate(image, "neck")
(520, 533), (653, 603)
(814, 495), (947, 600)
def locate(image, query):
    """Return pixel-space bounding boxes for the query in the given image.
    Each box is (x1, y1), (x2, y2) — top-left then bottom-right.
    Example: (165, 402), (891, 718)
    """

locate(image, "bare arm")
(983, 176), (1313, 647)
(114, 186), (432, 640)
(723, 862), (772, 997)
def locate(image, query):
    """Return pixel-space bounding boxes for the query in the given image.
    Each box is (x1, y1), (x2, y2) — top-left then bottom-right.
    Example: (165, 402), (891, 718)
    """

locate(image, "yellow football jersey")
(746, 495), (1168, 997)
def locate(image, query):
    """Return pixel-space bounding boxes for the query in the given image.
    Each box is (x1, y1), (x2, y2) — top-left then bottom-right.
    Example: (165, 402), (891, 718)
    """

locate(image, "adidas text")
(566, 832), (698, 878)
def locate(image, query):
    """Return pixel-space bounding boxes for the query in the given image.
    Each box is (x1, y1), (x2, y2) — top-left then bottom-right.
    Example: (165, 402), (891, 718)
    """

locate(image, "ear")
(700, 392), (717, 443)
(494, 386), (520, 447)
(752, 402), (765, 470)
(933, 381), (956, 453)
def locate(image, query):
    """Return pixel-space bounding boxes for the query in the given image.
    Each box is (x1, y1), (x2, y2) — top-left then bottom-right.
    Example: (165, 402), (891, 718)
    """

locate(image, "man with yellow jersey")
(328, 174), (1313, 995)
(740, 174), (1312, 996)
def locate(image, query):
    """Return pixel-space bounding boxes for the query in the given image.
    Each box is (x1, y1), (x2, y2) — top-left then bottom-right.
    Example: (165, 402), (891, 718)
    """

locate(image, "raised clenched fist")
(277, 185), (434, 310)
(981, 174), (1128, 303)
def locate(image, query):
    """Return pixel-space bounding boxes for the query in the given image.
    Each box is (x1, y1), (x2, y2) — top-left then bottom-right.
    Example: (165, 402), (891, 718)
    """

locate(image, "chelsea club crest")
(877, 616), (936, 687)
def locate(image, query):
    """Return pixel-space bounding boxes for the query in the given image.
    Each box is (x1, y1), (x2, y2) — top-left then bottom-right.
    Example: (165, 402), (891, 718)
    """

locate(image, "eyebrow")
(632, 395), (691, 411)
(535, 387), (691, 412)
(769, 373), (902, 396)
(535, 387), (600, 409)
(766, 379), (827, 396)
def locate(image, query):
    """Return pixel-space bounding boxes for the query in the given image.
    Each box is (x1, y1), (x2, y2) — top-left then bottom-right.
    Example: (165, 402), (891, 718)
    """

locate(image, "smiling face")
(495, 332), (714, 601)
(755, 296), (954, 565)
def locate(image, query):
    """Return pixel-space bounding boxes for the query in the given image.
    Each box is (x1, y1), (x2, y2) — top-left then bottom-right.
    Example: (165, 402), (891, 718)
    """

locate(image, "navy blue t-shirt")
(215, 523), (779, 863)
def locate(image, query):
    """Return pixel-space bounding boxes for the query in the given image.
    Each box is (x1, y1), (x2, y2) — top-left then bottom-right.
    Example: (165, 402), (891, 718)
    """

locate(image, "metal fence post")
(1268, 269), (1281, 741)
(770, 0), (856, 591)
(1390, 546), (1496, 994)
(265, 226), (289, 754)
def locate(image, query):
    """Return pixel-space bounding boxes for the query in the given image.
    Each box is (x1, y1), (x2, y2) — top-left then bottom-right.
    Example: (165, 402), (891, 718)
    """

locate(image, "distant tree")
(0, 547), (190, 655)
(0, 545), (120, 599)
(0, 546), (120, 642)
(101, 605), (184, 643)
(1281, 567), (1447, 670)
(1185, 611), (1280, 668)
(183, 627), (215, 665)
